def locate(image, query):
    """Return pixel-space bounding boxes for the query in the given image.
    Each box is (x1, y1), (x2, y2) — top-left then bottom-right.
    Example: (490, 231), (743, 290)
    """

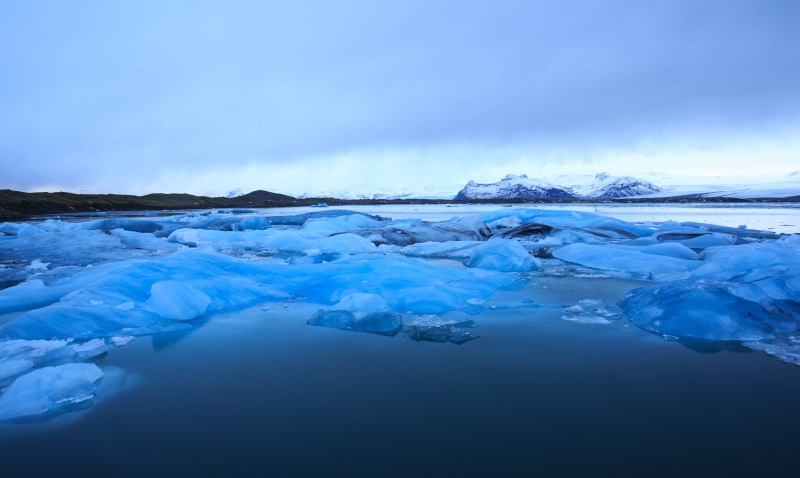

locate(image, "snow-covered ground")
(248, 171), (800, 200)
(0, 204), (799, 424)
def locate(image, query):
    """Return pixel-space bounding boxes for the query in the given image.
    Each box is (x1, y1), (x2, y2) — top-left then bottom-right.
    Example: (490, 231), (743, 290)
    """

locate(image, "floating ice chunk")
(146, 281), (211, 321)
(168, 228), (377, 255)
(466, 239), (539, 272)
(350, 216), (491, 246)
(110, 336), (135, 347)
(619, 237), (800, 341)
(679, 222), (780, 240)
(303, 214), (381, 233)
(2, 243), (515, 340)
(307, 293), (403, 335)
(487, 216), (522, 231)
(479, 209), (654, 239)
(619, 281), (794, 341)
(69, 338), (108, 360)
(553, 243), (701, 280)
(0, 339), (71, 382)
(108, 229), (183, 253)
(0, 229), (127, 273)
(561, 315), (612, 325)
(15, 224), (47, 237)
(400, 241), (482, 260)
(608, 243), (699, 260)
(561, 299), (617, 324)
(654, 231), (736, 250)
(29, 259), (50, 271)
(0, 363), (103, 420)
(744, 340), (800, 366)
(403, 316), (478, 344)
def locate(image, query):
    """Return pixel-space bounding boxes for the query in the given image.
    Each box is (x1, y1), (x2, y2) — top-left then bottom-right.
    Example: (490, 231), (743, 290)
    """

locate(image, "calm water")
(2, 275), (800, 477)
(2, 204), (800, 477)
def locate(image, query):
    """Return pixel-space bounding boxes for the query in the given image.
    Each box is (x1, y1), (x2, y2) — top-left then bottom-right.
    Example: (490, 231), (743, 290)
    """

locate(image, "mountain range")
(454, 173), (663, 200)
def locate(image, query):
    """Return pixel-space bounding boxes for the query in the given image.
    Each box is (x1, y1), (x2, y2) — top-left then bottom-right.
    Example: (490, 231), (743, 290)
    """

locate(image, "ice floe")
(1, 207), (798, 421)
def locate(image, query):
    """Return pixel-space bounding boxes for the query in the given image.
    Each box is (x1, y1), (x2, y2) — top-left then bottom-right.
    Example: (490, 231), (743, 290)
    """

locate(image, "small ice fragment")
(578, 299), (603, 308)
(403, 316), (479, 344)
(29, 259), (50, 271)
(304, 249), (321, 256)
(561, 315), (612, 324)
(71, 339), (108, 359)
(663, 334), (680, 341)
(467, 298), (484, 305)
(110, 336), (135, 347)
(90, 300), (104, 306)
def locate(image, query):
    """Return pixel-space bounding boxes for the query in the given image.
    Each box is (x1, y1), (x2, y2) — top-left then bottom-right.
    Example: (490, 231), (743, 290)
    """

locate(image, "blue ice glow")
(1, 208), (798, 421)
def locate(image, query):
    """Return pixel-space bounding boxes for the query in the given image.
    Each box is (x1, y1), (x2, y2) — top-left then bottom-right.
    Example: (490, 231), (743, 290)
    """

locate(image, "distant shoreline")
(1, 188), (798, 221)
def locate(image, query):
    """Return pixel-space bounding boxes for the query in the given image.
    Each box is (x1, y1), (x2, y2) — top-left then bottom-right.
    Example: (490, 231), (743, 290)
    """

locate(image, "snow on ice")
(0, 207), (798, 421)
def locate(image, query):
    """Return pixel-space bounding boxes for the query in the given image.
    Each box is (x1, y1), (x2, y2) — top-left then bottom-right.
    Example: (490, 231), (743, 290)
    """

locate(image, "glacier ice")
(1, 206), (799, 422)
(0, 363), (103, 420)
(307, 293), (403, 335)
(465, 238), (539, 272)
(620, 237), (800, 341)
(553, 243), (701, 280)
(403, 316), (479, 344)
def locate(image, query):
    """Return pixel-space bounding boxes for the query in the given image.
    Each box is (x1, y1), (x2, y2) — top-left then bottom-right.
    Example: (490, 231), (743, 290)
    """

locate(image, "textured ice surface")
(0, 363), (103, 420)
(1, 207), (798, 422)
(403, 316), (479, 344)
(620, 237), (800, 341)
(307, 293), (403, 335)
(466, 238), (540, 272)
(553, 243), (701, 280)
(561, 299), (619, 324)
(0, 339), (69, 383)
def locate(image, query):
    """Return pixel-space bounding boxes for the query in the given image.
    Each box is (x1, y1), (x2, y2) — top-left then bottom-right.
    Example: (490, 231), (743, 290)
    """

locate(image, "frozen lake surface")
(1, 204), (799, 476)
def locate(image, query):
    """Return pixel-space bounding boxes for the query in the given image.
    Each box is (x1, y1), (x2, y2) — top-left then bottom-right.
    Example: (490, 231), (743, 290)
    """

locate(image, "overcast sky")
(2, 0), (799, 196)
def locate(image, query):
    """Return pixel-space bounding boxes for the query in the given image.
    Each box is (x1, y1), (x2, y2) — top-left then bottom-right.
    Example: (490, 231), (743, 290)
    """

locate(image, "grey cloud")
(1, 0), (798, 191)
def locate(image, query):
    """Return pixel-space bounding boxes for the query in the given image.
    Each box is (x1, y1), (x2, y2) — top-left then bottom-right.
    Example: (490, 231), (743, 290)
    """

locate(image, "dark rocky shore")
(1, 188), (798, 220)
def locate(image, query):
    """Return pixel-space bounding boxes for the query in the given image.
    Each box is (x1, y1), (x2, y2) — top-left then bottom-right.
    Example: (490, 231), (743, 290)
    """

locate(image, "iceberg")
(619, 238), (800, 341)
(307, 293), (403, 335)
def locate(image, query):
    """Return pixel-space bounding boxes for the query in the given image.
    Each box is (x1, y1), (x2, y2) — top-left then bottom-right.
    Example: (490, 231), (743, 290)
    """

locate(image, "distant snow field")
(0, 204), (798, 422)
(277, 171), (799, 201)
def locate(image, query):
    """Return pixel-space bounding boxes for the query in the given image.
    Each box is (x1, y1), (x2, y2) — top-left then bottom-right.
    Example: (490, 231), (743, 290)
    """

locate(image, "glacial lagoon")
(1, 203), (799, 476)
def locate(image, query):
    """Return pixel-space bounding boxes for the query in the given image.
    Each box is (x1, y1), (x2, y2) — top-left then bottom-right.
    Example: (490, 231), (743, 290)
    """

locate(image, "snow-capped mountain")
(224, 188), (249, 198)
(454, 173), (662, 200)
(577, 173), (663, 199)
(454, 174), (577, 200)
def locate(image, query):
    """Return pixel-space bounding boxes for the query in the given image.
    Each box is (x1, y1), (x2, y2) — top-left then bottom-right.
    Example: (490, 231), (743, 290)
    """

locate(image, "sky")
(1, 0), (799, 197)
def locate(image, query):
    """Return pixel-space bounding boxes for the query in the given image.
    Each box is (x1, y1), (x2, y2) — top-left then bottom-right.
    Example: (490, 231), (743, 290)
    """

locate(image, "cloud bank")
(1, 0), (798, 195)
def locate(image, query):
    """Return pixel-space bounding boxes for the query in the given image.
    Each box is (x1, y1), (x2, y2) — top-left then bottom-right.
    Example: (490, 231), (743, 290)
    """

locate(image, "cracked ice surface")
(0, 207), (798, 421)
